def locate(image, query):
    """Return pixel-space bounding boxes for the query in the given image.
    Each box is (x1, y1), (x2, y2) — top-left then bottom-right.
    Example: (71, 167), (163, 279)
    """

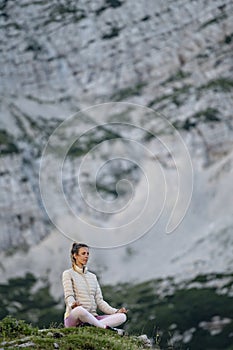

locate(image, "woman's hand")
(71, 301), (81, 309)
(116, 307), (128, 314)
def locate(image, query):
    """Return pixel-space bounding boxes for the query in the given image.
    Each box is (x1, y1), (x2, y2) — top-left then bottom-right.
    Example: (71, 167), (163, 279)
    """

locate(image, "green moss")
(0, 315), (38, 340)
(0, 318), (143, 350)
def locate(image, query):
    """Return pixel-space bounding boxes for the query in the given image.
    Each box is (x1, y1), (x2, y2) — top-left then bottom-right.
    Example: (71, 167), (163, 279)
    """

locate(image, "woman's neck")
(76, 262), (83, 268)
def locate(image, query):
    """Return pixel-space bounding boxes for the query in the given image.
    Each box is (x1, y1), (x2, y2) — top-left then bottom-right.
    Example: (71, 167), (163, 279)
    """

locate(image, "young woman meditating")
(62, 242), (127, 335)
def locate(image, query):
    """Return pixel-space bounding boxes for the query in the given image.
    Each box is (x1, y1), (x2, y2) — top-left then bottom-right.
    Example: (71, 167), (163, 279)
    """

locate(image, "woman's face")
(74, 247), (89, 267)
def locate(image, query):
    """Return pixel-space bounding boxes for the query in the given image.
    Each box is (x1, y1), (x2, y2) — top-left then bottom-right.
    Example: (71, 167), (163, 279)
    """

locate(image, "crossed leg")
(64, 306), (126, 328)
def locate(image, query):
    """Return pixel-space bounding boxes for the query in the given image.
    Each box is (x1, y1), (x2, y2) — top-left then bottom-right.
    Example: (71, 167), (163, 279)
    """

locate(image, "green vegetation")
(0, 315), (38, 339)
(10, 108), (60, 152)
(68, 125), (122, 157)
(0, 129), (19, 156)
(0, 273), (63, 328)
(102, 274), (233, 350)
(173, 108), (220, 131)
(110, 82), (147, 101)
(1, 273), (232, 349)
(148, 85), (191, 108)
(148, 77), (233, 110)
(199, 78), (233, 93)
(0, 316), (145, 350)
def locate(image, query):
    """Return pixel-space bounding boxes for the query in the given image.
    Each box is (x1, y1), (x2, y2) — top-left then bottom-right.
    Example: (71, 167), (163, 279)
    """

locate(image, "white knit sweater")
(62, 265), (117, 319)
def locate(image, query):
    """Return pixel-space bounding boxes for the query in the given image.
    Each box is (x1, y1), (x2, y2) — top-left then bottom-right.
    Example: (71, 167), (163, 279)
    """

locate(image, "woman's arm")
(95, 279), (118, 314)
(62, 270), (76, 309)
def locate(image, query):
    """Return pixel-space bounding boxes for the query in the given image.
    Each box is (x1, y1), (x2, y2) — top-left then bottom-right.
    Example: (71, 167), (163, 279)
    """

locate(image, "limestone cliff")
(0, 0), (233, 291)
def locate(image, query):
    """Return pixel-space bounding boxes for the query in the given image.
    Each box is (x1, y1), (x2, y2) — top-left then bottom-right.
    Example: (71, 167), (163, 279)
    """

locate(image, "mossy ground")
(0, 316), (146, 350)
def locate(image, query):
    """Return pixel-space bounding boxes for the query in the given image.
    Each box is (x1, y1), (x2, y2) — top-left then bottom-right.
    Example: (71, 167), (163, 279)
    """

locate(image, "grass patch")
(0, 317), (144, 350)
(0, 316), (38, 340)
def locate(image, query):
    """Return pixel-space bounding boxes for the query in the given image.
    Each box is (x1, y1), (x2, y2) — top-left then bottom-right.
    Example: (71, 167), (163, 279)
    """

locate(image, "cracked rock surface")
(0, 0), (233, 288)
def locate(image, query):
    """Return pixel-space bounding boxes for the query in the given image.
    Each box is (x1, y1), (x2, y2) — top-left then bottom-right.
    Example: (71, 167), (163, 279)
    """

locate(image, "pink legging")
(64, 306), (127, 328)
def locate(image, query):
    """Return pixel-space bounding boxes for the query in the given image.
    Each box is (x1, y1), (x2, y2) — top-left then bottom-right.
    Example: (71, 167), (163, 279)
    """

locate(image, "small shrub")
(0, 315), (38, 340)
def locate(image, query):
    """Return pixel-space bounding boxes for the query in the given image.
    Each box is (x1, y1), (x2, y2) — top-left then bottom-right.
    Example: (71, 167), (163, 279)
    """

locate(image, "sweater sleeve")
(95, 278), (117, 315)
(62, 270), (76, 308)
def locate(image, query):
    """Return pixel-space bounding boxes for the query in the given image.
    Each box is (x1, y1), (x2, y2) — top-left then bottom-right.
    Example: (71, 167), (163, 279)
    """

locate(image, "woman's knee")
(72, 306), (88, 318)
(120, 313), (127, 323)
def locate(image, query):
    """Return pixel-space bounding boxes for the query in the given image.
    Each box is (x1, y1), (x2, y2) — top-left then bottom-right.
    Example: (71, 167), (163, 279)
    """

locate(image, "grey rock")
(18, 342), (35, 348)
(137, 334), (153, 348)
(0, 0), (233, 290)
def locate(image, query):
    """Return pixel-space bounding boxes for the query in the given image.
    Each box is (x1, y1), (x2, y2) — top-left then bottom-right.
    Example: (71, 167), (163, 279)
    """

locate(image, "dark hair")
(71, 242), (89, 266)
